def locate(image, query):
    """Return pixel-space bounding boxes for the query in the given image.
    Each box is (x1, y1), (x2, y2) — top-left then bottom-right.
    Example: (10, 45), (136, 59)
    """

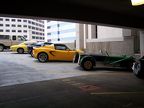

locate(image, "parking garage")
(0, 0), (144, 108)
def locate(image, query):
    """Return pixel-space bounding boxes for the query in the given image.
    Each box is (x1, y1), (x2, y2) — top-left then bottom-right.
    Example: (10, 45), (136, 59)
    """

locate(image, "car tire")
(30, 50), (34, 57)
(17, 48), (24, 54)
(133, 62), (143, 78)
(81, 58), (94, 71)
(0, 45), (4, 52)
(38, 52), (48, 63)
(73, 53), (79, 63)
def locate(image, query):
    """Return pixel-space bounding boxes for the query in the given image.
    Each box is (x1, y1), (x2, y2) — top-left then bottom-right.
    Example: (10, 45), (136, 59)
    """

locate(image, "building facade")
(46, 21), (76, 43)
(46, 21), (139, 56)
(0, 17), (45, 42)
(77, 24), (140, 57)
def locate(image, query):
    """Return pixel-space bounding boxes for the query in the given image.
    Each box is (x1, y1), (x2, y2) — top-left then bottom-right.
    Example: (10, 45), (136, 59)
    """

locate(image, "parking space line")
(90, 92), (144, 95)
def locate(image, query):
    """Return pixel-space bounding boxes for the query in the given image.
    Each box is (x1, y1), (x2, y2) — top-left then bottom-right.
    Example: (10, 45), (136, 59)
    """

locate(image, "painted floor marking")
(90, 92), (144, 95)
(79, 85), (101, 92)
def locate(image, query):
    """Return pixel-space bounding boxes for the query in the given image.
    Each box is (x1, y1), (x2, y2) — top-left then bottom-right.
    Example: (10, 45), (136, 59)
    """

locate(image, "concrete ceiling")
(0, 0), (144, 29)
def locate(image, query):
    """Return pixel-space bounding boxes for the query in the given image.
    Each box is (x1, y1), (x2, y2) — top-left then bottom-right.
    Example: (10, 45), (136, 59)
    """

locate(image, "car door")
(52, 44), (75, 61)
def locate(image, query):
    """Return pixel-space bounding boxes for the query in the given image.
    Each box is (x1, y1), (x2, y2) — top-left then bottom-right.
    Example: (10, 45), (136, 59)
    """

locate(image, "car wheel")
(0, 45), (4, 52)
(38, 52), (48, 62)
(133, 62), (143, 78)
(81, 58), (94, 71)
(30, 51), (34, 57)
(73, 53), (79, 63)
(17, 48), (24, 54)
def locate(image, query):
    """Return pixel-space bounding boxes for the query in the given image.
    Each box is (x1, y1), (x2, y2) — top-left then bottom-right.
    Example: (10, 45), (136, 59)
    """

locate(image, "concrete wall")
(86, 36), (134, 56)
(97, 26), (123, 40)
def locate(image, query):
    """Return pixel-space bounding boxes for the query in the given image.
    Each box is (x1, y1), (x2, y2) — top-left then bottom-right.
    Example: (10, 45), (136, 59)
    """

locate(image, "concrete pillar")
(139, 31), (144, 57)
(83, 24), (88, 49)
(88, 25), (96, 39)
(76, 24), (84, 50)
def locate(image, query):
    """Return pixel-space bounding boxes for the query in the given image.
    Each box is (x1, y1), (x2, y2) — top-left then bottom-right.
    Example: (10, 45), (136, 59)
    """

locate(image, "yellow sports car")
(33, 44), (83, 62)
(10, 41), (37, 54)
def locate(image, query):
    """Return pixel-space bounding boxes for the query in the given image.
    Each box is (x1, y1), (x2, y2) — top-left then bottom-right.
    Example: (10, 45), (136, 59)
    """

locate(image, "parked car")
(10, 41), (37, 54)
(0, 35), (27, 52)
(33, 43), (83, 62)
(77, 53), (135, 71)
(27, 42), (53, 56)
(132, 56), (144, 78)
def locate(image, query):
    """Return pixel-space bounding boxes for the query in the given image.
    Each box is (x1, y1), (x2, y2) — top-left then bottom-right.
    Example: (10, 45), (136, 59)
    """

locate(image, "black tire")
(81, 58), (94, 71)
(17, 48), (24, 54)
(37, 52), (48, 63)
(120, 60), (134, 71)
(133, 62), (143, 78)
(73, 53), (79, 63)
(30, 51), (34, 57)
(0, 45), (4, 52)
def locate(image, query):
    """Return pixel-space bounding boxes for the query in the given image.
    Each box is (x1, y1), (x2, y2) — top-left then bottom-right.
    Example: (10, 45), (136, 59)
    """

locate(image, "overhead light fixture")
(131, 0), (144, 6)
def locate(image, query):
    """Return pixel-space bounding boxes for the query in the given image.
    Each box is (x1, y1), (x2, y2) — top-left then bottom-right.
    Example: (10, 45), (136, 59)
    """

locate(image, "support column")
(83, 24), (88, 49)
(76, 24), (84, 50)
(139, 31), (144, 57)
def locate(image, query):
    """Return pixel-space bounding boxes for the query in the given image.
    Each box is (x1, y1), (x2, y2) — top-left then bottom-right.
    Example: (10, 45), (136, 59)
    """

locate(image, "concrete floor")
(0, 52), (144, 108)
(0, 52), (96, 87)
(0, 72), (144, 108)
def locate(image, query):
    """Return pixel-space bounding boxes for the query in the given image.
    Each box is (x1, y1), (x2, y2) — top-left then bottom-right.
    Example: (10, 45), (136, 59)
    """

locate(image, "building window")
(28, 21), (31, 24)
(47, 33), (51, 35)
(6, 24), (10, 27)
(57, 24), (60, 27)
(18, 30), (22, 32)
(28, 26), (31, 29)
(0, 29), (3, 32)
(12, 24), (16, 27)
(0, 24), (3, 26)
(23, 20), (27, 22)
(6, 30), (10, 32)
(32, 27), (35, 30)
(11, 19), (16, 22)
(17, 19), (21, 22)
(32, 31), (35, 34)
(5, 19), (9, 21)
(32, 36), (35, 39)
(32, 22), (35, 25)
(17, 25), (22, 27)
(0, 18), (3, 21)
(12, 30), (16, 32)
(57, 31), (60, 34)
(12, 35), (16, 40)
(36, 37), (39, 39)
(23, 25), (27, 27)
(24, 35), (27, 38)
(23, 30), (27, 33)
